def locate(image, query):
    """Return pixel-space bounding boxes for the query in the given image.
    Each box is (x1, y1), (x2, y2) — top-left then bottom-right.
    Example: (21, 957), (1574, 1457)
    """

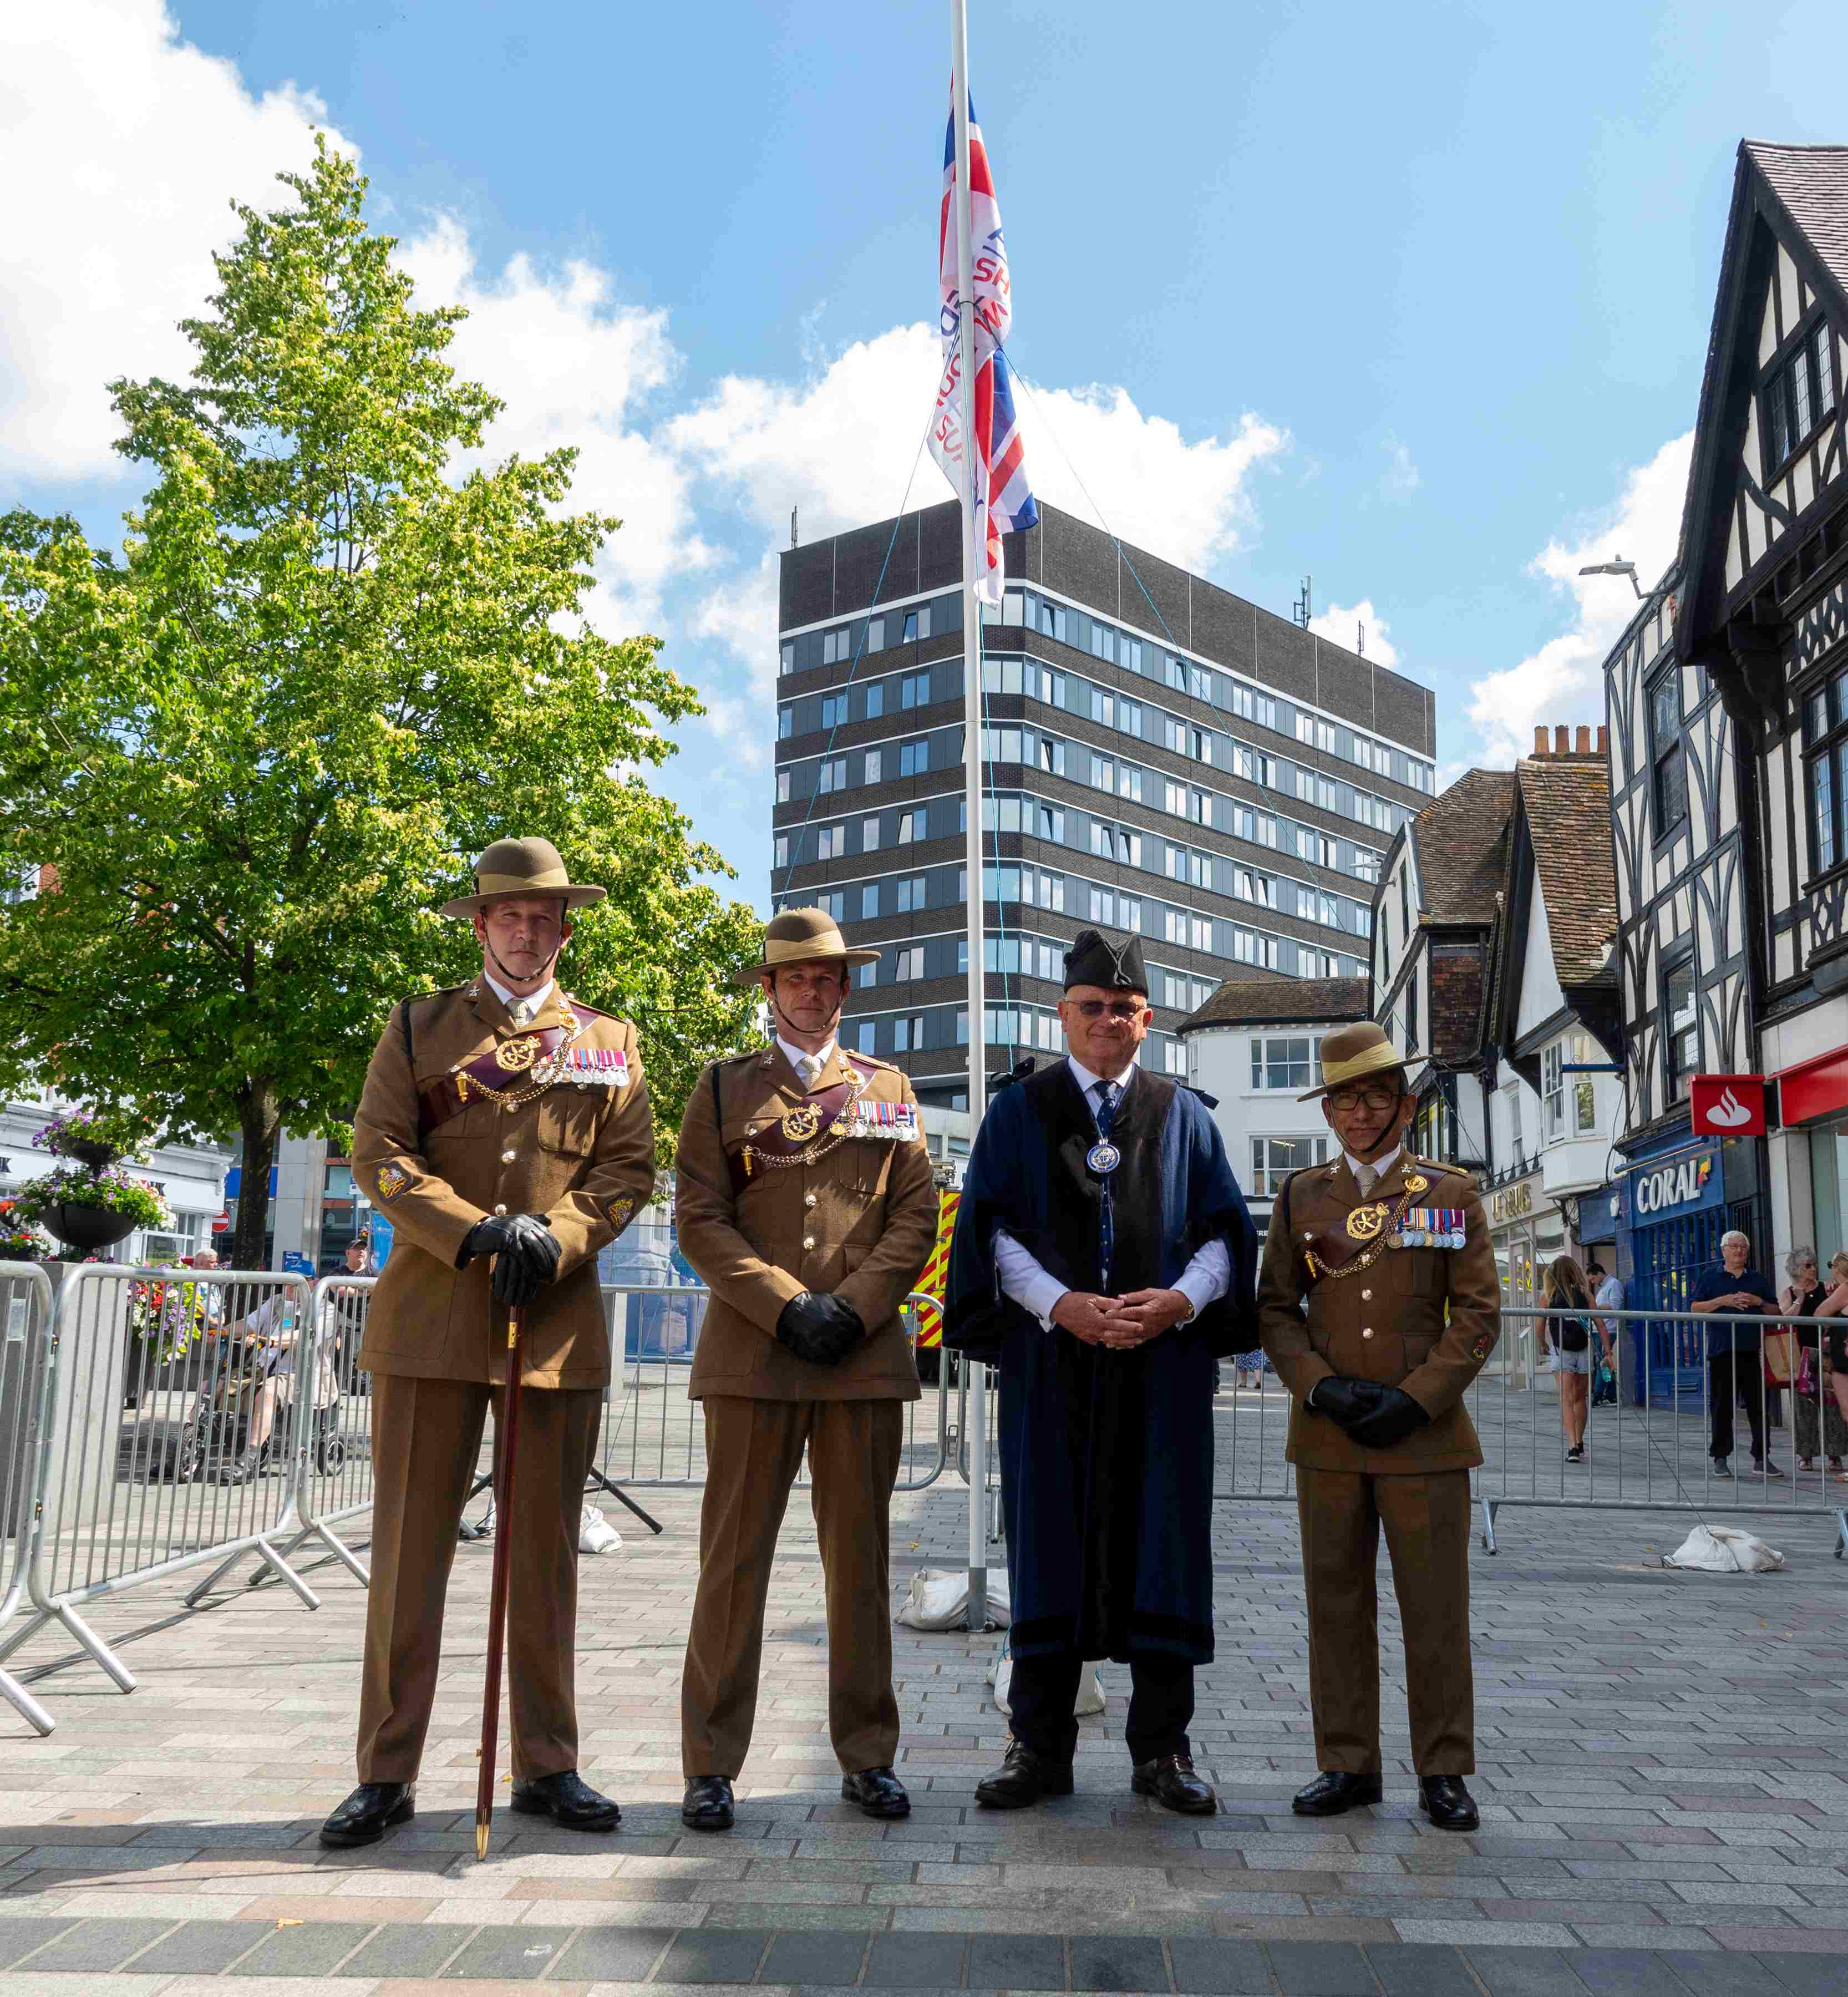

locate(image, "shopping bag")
(987, 1633), (1105, 1719)
(1763, 1329), (1796, 1385)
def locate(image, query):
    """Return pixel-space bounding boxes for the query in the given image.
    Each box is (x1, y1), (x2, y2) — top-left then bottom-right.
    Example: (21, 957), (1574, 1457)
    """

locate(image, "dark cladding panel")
(1314, 640), (1375, 734)
(1039, 511), (1119, 619)
(1374, 672), (1434, 756)
(834, 520), (897, 616)
(779, 541), (836, 631)
(1190, 580), (1257, 676)
(1113, 538), (1190, 650)
(1252, 606), (1317, 703)
(1002, 524), (1040, 588)
(918, 500), (964, 595)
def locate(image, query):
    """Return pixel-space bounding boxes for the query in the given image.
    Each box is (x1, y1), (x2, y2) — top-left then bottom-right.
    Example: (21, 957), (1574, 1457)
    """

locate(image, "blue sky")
(3, 1), (1842, 909)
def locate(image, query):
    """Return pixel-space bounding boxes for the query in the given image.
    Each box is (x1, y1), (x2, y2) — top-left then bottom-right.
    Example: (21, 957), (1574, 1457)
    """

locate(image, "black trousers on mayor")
(1007, 1650), (1194, 1766)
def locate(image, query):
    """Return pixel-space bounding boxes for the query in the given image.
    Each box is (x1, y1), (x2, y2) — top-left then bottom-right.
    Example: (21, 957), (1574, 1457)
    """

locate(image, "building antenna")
(1292, 575), (1312, 629)
(790, 506), (799, 549)
(1357, 620), (1365, 657)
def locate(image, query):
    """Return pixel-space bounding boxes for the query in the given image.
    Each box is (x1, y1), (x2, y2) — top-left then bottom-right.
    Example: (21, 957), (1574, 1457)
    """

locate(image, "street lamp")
(1578, 555), (1644, 599)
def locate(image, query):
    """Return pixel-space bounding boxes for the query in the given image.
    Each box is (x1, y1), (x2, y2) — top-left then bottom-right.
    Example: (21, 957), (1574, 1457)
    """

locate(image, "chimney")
(1597, 724), (1608, 754)
(1574, 724), (1591, 753)
(1533, 726), (1549, 756)
(1553, 724), (1569, 755)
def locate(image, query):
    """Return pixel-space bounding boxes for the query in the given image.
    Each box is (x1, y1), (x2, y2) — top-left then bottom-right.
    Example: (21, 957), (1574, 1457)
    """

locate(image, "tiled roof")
(1747, 141), (1848, 315)
(1177, 975), (1370, 1034)
(1519, 757), (1618, 989)
(1412, 770), (1516, 926)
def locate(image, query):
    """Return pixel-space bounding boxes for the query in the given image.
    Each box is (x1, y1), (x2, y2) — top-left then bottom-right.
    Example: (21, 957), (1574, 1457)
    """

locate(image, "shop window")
(1250, 1134), (1328, 1195)
(1663, 960), (1698, 1102)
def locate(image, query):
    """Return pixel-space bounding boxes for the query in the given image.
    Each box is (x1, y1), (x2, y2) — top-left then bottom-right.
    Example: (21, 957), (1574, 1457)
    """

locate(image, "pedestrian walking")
(1542, 1255), (1601, 1463)
(1257, 1021), (1500, 1832)
(1784, 1249), (1848, 1477)
(318, 835), (656, 1849)
(1589, 1259), (1623, 1405)
(673, 908), (937, 1833)
(945, 928), (1258, 1816)
(1690, 1230), (1781, 1479)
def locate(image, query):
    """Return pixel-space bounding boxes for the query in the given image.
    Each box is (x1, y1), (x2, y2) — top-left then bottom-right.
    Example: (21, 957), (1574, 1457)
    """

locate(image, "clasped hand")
(1052, 1288), (1191, 1349)
(461, 1213), (561, 1308)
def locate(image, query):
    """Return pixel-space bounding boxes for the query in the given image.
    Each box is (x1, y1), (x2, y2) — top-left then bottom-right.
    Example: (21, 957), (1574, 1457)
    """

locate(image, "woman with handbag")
(1544, 1255), (1600, 1463)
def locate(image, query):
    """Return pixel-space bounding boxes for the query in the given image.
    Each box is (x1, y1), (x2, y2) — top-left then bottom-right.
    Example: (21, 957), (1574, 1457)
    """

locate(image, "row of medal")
(1388, 1206), (1468, 1250)
(831, 1099), (921, 1143)
(554, 1046), (630, 1089)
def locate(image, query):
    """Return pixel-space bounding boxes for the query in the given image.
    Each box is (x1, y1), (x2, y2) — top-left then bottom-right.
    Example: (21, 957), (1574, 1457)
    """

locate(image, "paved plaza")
(4, 1387), (1848, 1996)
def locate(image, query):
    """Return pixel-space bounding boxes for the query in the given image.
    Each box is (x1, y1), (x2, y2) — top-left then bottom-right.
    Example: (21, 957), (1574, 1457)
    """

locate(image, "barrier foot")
(185, 1543), (257, 1608)
(1835, 1509), (1847, 1562)
(586, 1471), (664, 1535)
(307, 1522), (372, 1589)
(0, 1663), (54, 1736)
(0, 1606), (47, 1668)
(1479, 1496), (1500, 1555)
(245, 1526), (314, 1589)
(55, 1604), (135, 1694)
(252, 1539), (322, 1611)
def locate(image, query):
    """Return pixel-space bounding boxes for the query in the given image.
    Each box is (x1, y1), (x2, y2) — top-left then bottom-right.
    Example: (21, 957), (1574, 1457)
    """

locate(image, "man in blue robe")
(945, 929), (1258, 1813)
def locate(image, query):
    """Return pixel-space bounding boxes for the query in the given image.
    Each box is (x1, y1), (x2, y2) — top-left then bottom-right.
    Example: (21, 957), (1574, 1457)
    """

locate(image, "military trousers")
(356, 1372), (603, 1785)
(1296, 1464), (1475, 1776)
(681, 1396), (904, 1780)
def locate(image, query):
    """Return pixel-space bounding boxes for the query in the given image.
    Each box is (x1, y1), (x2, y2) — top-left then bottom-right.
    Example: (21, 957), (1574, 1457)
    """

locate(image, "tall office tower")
(772, 499), (1434, 1119)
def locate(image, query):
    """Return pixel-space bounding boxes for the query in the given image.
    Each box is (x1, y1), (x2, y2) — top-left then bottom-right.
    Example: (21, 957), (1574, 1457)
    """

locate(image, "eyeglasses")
(1070, 999), (1144, 1021)
(1327, 1084), (1403, 1112)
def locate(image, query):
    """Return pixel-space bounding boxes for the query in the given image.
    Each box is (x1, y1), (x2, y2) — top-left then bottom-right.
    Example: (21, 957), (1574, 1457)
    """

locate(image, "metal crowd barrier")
(0, 1265), (326, 1733)
(1, 1262), (58, 1732)
(1475, 1306), (1848, 1557)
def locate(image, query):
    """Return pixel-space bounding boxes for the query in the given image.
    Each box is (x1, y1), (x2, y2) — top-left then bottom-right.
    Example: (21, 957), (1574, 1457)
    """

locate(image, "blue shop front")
(1613, 1130), (1766, 1405)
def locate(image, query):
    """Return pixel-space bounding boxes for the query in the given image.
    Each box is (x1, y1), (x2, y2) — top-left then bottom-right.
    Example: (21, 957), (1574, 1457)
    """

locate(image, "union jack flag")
(928, 90), (1037, 605)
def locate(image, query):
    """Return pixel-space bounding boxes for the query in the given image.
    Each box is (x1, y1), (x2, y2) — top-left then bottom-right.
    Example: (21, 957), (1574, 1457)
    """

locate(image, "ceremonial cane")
(475, 1299), (526, 1860)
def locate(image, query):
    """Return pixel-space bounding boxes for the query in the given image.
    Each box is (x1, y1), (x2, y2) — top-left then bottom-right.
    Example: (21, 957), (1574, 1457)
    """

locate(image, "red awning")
(1771, 1045), (1848, 1126)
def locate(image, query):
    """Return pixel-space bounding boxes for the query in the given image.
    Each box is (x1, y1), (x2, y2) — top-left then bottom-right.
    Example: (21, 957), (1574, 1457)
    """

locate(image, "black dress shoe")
(1131, 1751), (1217, 1815)
(841, 1765), (911, 1818)
(1419, 1775), (1479, 1831)
(1292, 1770), (1383, 1817)
(319, 1781), (414, 1848)
(975, 1740), (1075, 1810)
(509, 1768), (621, 1831)
(682, 1773), (735, 1831)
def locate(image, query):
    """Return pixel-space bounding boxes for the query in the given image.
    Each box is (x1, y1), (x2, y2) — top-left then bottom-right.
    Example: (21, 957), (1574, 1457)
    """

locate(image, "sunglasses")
(1070, 999), (1144, 1021)
(1327, 1085), (1403, 1112)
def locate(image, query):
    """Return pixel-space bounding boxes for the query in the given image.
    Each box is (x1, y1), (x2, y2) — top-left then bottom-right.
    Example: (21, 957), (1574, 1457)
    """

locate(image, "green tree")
(0, 139), (759, 1270)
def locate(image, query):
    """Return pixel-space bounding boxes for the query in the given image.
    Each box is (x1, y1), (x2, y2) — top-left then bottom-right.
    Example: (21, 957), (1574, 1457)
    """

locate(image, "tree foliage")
(0, 140), (759, 1267)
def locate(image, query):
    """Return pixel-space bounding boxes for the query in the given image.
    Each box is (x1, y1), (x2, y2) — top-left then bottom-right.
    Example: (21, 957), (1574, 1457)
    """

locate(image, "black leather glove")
(1309, 1376), (1389, 1430)
(1346, 1385), (1432, 1451)
(460, 1214), (560, 1307)
(776, 1292), (866, 1366)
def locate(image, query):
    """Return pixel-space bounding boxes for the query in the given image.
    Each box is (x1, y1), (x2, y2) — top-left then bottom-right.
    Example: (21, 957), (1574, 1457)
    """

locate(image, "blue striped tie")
(1095, 1081), (1119, 1293)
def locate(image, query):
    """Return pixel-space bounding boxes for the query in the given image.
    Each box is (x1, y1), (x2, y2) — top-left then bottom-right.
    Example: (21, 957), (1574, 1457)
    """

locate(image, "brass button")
(1362, 1327), (1374, 1340)
(501, 1148), (517, 1163)
(1361, 1289), (1372, 1300)
(803, 1234), (816, 1251)
(1303, 1231), (1313, 1241)
(493, 1203), (507, 1216)
(804, 1192), (818, 1208)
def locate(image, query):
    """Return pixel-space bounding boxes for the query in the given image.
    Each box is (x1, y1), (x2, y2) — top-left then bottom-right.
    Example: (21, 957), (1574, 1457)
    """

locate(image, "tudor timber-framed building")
(772, 500), (1436, 1113)
(1605, 140), (1848, 1313)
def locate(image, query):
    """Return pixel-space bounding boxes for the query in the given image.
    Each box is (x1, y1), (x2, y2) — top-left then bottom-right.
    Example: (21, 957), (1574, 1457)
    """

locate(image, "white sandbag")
(987, 1635), (1104, 1719)
(578, 1505), (623, 1555)
(1663, 1523), (1784, 1573)
(894, 1567), (1012, 1629)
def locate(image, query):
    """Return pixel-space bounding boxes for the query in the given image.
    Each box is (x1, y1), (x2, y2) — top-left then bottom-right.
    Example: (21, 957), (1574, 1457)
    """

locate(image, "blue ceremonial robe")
(944, 1063), (1257, 1663)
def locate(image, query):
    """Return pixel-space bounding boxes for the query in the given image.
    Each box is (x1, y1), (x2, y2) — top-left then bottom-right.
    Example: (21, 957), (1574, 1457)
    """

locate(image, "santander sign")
(1689, 1074), (1766, 1138)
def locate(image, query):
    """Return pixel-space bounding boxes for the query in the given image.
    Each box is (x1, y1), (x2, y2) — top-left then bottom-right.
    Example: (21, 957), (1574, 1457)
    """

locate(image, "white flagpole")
(950, 0), (989, 1636)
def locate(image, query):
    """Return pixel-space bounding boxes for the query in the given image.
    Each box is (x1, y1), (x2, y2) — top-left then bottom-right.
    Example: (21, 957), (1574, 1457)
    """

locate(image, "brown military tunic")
(346, 979), (656, 1784)
(674, 1042), (937, 1778)
(1258, 1151), (1500, 1777)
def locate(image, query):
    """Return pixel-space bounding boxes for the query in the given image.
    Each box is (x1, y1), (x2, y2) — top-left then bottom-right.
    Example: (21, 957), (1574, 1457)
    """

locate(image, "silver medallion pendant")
(1086, 1139), (1121, 1175)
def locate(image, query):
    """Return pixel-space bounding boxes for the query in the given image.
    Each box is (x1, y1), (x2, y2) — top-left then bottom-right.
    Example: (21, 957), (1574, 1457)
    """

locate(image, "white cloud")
(0, 1), (348, 485)
(1466, 432), (1692, 764)
(1309, 598), (1400, 670)
(1380, 438), (1420, 503)
(670, 323), (1288, 713)
(400, 219), (714, 636)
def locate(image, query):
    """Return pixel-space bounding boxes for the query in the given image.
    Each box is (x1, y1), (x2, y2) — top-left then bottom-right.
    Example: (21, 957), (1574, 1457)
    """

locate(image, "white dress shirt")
(1344, 1143), (1401, 1192)
(483, 971), (554, 1022)
(993, 1056), (1233, 1330)
(776, 1033), (836, 1088)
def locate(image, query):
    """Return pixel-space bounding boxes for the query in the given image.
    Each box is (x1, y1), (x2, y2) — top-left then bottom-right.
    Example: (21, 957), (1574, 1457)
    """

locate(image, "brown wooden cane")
(475, 1301), (525, 1860)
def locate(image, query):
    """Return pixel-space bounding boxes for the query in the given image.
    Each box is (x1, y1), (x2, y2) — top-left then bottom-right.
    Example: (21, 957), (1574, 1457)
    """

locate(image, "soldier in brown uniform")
(1257, 1022), (1499, 1833)
(319, 837), (656, 1848)
(673, 909), (938, 1832)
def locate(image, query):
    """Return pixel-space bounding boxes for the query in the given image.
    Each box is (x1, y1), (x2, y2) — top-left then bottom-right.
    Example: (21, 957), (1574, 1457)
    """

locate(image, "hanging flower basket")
(14, 1163), (173, 1258)
(33, 1107), (152, 1175)
(0, 1200), (56, 1263)
(42, 1203), (140, 1253)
